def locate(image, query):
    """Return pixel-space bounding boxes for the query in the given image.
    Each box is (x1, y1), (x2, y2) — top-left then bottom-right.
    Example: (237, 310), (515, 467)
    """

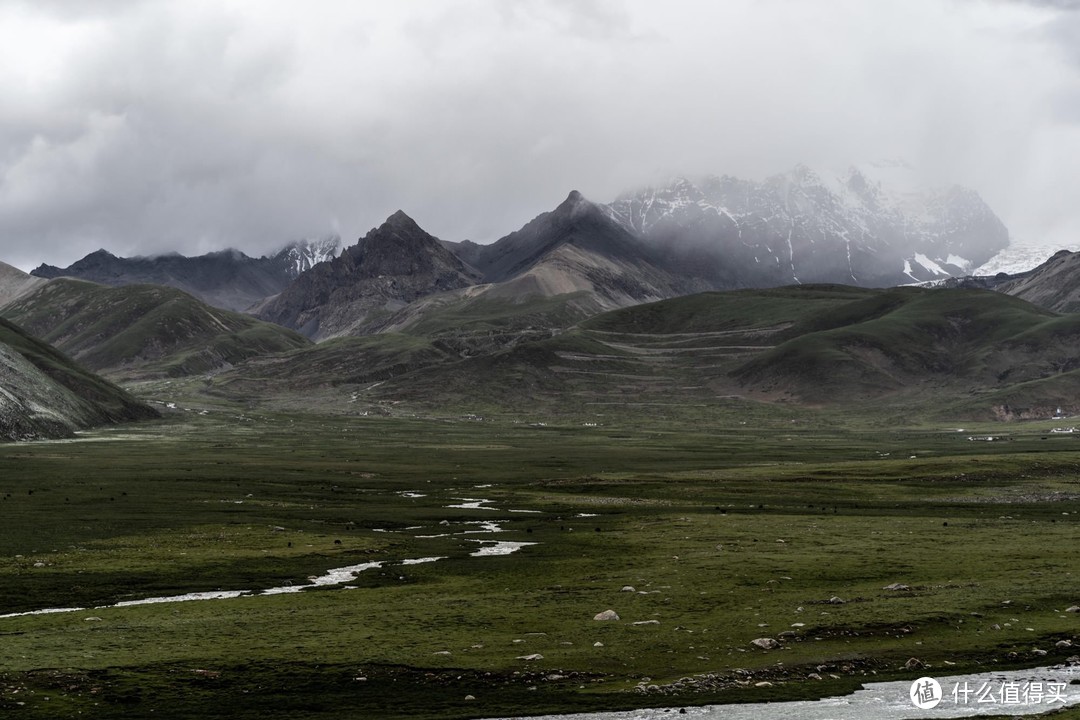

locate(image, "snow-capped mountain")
(975, 238), (1080, 276)
(271, 236), (344, 278)
(606, 161), (1009, 288)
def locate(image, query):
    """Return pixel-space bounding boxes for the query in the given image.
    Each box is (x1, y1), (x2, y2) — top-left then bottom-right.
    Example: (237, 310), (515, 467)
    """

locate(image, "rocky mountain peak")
(383, 209), (422, 232)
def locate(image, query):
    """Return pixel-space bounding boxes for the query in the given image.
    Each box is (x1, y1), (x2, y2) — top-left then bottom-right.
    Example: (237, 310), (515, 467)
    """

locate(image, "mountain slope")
(30, 238), (342, 312)
(256, 211), (482, 339)
(1, 279), (311, 380)
(294, 286), (1078, 420)
(607, 162), (1009, 288)
(458, 191), (708, 308)
(0, 317), (158, 440)
(994, 249), (1080, 313)
(730, 288), (1070, 406)
(0, 261), (46, 307)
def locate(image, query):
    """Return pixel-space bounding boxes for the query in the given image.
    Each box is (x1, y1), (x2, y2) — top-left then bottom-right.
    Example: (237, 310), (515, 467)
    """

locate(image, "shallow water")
(487, 665), (1080, 720)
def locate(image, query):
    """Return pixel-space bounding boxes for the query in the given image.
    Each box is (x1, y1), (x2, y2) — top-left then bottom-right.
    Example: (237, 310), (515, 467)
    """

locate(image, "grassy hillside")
(0, 317), (158, 440)
(338, 286), (1080, 421)
(1, 279), (312, 380)
(582, 285), (875, 335)
(732, 288), (1068, 409)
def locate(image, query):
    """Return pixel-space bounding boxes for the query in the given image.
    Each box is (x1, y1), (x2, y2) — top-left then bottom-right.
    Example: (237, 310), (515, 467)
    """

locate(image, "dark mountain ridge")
(31, 238), (342, 312)
(256, 211), (481, 339)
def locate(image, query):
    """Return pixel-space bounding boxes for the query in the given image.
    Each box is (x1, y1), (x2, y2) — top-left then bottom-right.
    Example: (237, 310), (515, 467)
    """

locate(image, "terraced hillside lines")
(551, 327), (777, 403)
(0, 279), (312, 380)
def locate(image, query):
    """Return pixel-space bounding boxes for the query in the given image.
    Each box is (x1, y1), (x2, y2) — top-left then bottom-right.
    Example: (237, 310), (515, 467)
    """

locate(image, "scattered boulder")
(517, 654), (544, 661)
(883, 583), (909, 591)
(1066, 606), (1080, 613)
(464, 695), (476, 701)
(633, 620), (660, 626)
(778, 630), (797, 639)
(1033, 648), (1048, 657)
(621, 586), (636, 592)
(594, 610), (620, 621)
(755, 681), (774, 687)
(751, 637), (781, 650)
(1057, 640), (1074, 649)
(904, 657), (925, 671)
(593, 641), (604, 647)
(828, 596), (845, 605)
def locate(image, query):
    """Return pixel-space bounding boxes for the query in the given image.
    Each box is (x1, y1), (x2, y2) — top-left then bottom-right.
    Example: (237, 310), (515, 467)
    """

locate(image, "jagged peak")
(558, 190), (586, 209)
(384, 209), (421, 231)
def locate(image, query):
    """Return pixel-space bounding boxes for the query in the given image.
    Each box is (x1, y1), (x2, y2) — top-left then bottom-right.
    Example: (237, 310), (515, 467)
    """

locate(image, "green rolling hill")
(0, 316), (158, 440)
(206, 285), (1080, 421)
(0, 279), (312, 381)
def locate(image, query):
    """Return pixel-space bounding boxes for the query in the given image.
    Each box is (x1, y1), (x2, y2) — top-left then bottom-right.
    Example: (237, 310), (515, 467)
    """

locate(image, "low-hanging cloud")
(2, 0), (1080, 271)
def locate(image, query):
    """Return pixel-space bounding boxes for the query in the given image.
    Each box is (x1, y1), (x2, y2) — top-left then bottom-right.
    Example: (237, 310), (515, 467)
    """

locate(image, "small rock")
(1033, 648), (1048, 656)
(517, 653), (544, 661)
(808, 673), (822, 680)
(755, 681), (774, 687)
(439, 520), (451, 526)
(621, 586), (636, 592)
(83, 617), (102, 622)
(882, 583), (909, 591)
(904, 657), (925, 671)
(434, 651), (451, 656)
(990, 624), (1002, 631)
(778, 630), (797, 639)
(594, 610), (620, 621)
(33, 562), (45, 568)
(464, 695), (476, 701)
(1066, 606), (1080, 613)
(1057, 640), (1073, 648)
(593, 641), (604, 647)
(828, 596), (845, 605)
(632, 620), (660, 626)
(751, 637), (781, 650)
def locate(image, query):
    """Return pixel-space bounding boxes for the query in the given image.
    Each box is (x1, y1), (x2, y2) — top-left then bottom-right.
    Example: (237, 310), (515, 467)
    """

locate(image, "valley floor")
(1, 407), (1079, 719)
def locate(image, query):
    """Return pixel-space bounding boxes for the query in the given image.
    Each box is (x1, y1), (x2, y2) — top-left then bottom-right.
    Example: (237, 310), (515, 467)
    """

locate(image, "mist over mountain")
(606, 162), (1009, 288)
(31, 238), (342, 312)
(17, 164), (1018, 349)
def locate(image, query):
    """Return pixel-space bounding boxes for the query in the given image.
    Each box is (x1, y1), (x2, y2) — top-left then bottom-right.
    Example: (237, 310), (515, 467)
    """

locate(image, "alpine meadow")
(3, 3), (1080, 720)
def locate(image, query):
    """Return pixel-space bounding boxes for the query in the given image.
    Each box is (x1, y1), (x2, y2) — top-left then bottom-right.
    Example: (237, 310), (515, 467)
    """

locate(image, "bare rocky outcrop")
(258, 211), (481, 339)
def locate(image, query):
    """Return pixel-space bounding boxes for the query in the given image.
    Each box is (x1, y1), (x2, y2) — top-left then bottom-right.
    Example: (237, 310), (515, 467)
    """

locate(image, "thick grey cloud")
(2, 0), (1080, 271)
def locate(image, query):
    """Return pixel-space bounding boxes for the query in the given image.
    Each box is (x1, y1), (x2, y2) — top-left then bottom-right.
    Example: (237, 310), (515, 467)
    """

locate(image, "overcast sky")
(2, 0), (1080, 270)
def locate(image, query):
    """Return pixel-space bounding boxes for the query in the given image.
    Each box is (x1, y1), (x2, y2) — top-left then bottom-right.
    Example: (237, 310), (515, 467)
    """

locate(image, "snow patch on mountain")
(273, 236), (343, 277)
(607, 162), (1007, 288)
(975, 238), (1080, 276)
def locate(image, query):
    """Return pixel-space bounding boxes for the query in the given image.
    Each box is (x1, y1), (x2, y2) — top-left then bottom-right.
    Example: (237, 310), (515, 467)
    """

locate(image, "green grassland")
(1, 279), (311, 380)
(1, 408), (1079, 719)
